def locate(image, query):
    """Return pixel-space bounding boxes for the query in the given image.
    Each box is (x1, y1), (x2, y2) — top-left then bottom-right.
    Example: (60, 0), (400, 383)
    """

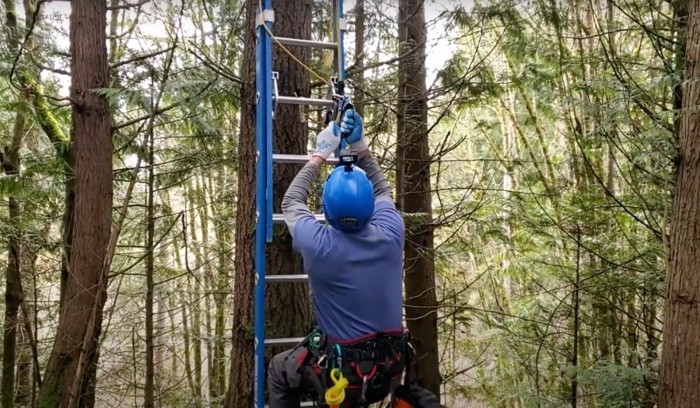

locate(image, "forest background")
(0, 0), (696, 407)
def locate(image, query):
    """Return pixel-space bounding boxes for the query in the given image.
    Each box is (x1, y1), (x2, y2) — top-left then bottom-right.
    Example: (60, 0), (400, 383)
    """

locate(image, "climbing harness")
(288, 328), (414, 408)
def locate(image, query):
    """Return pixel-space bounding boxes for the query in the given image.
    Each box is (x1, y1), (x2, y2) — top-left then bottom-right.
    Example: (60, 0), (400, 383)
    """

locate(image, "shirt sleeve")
(356, 149), (393, 205)
(282, 161), (318, 235)
(282, 161), (328, 255)
(372, 200), (405, 244)
(356, 150), (405, 243)
(290, 216), (330, 258)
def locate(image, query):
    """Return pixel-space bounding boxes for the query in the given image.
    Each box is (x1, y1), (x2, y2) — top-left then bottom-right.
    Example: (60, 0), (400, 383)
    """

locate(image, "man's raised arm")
(281, 160), (322, 233)
(340, 110), (393, 205)
(356, 150), (392, 204)
(340, 110), (404, 240)
(281, 122), (341, 234)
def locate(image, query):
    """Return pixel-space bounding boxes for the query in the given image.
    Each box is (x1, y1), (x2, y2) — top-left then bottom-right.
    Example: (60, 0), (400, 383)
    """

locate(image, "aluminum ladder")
(253, 1), (349, 407)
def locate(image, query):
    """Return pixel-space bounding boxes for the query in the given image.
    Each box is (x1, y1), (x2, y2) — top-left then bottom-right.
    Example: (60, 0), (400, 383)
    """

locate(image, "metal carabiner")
(334, 344), (342, 368)
(360, 374), (368, 401)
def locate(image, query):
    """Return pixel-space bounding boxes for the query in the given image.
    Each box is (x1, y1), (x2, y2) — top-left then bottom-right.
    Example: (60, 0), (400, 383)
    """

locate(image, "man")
(267, 110), (408, 407)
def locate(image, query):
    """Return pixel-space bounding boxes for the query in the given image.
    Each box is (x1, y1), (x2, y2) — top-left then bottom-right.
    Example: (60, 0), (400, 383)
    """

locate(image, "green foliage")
(0, 0), (684, 406)
(430, 0), (674, 406)
(570, 362), (655, 407)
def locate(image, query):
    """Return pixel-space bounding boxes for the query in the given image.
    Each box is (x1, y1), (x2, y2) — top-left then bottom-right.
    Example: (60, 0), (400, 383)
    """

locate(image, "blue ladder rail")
(253, 2), (348, 408)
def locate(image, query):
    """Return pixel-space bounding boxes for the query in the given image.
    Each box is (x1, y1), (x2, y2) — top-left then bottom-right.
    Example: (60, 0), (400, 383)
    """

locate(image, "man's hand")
(312, 121), (341, 160)
(340, 110), (367, 152)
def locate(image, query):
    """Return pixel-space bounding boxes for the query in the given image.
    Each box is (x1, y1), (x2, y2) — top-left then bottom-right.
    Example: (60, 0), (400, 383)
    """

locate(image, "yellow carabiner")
(325, 368), (349, 408)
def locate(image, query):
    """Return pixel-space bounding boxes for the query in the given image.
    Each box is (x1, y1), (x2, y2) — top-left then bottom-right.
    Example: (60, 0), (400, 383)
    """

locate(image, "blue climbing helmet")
(322, 164), (374, 232)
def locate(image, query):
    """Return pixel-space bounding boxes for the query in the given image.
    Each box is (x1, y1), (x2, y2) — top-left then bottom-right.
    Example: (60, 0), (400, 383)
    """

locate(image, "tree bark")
(180, 291), (199, 407)
(194, 174), (216, 401)
(186, 181), (204, 401)
(16, 241), (39, 406)
(396, 0), (441, 399)
(225, 1), (312, 407)
(2, 97), (25, 408)
(353, 0), (365, 117)
(36, 1), (112, 406)
(658, 1), (700, 407)
(211, 170), (232, 401)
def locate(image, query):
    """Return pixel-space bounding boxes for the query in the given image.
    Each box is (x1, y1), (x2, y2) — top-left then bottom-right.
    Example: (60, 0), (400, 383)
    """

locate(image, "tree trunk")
(1, 79), (25, 408)
(37, 1), (112, 407)
(194, 174), (215, 402)
(180, 292), (199, 407)
(396, 0), (441, 399)
(2, 2), (34, 405)
(186, 181), (204, 401)
(2, 78), (26, 408)
(225, 1), (312, 407)
(211, 170), (232, 401)
(145, 112), (156, 408)
(353, 0), (365, 117)
(658, 1), (700, 406)
(500, 91), (516, 307)
(16, 241), (39, 406)
(59, 171), (76, 309)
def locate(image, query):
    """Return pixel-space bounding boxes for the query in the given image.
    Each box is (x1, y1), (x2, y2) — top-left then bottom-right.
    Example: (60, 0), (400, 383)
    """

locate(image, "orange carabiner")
(392, 397), (415, 408)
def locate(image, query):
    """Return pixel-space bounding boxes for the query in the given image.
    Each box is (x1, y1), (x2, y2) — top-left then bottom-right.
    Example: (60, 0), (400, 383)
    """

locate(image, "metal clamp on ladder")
(254, 1), (349, 407)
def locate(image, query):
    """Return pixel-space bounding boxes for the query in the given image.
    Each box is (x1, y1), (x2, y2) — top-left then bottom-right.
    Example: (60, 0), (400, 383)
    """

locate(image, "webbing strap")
(296, 330), (412, 407)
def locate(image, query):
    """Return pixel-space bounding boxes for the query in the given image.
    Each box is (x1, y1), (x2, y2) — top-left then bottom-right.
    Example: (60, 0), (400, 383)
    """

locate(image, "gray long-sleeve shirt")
(281, 150), (405, 340)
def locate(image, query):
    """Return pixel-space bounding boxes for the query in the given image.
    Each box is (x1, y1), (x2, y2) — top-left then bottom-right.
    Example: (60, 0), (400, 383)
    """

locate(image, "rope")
(258, 1), (335, 88)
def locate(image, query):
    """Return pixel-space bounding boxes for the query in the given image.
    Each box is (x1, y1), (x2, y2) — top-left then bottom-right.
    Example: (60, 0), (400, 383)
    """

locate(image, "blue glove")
(339, 110), (367, 152)
(312, 122), (341, 160)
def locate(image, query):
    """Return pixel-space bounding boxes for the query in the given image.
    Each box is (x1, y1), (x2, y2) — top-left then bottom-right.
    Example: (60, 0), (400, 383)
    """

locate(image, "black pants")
(268, 348), (307, 408)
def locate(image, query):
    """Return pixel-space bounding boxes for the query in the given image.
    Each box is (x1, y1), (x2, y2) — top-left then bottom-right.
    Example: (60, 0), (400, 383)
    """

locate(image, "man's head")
(322, 164), (374, 232)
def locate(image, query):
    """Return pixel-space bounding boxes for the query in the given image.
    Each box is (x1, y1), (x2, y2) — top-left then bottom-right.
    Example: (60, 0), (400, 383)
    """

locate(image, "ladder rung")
(274, 37), (338, 50)
(274, 95), (335, 107)
(264, 337), (305, 347)
(265, 274), (308, 283)
(272, 211), (430, 224)
(273, 213), (325, 223)
(273, 153), (339, 164)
